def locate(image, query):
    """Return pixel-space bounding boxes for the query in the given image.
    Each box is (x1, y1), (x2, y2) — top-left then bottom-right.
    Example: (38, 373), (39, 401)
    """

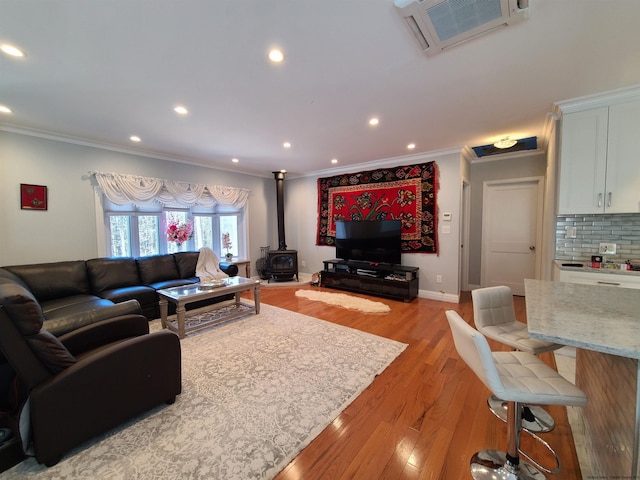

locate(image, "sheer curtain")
(89, 171), (250, 208)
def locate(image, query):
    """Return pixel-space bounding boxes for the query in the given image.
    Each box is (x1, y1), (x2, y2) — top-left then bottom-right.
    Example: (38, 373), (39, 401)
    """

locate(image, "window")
(92, 171), (249, 260)
(109, 215), (131, 257)
(219, 214), (239, 258)
(104, 201), (245, 259)
(139, 215), (160, 256)
(193, 215), (213, 250)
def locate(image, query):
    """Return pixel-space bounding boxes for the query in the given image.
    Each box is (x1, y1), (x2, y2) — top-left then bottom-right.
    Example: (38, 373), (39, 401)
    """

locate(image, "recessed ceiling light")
(369, 117), (379, 126)
(283, 142), (291, 148)
(407, 143), (416, 150)
(1, 44), (25, 57)
(174, 105), (188, 115)
(232, 158), (239, 163)
(0, 105), (12, 114)
(130, 135), (141, 142)
(331, 158), (338, 164)
(268, 49), (285, 63)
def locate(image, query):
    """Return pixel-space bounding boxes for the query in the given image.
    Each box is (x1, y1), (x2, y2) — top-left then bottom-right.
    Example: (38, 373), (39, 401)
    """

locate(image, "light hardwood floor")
(250, 284), (582, 480)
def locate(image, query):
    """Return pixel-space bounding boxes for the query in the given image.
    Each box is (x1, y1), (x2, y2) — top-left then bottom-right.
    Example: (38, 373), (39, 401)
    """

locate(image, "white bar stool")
(472, 286), (562, 433)
(446, 310), (587, 480)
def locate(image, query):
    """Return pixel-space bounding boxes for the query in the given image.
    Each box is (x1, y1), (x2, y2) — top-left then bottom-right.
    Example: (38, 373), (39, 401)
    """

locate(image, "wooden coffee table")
(158, 276), (260, 339)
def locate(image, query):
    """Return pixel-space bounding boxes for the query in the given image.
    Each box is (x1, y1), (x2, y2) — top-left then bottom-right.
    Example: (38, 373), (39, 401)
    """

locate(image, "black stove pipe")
(273, 171), (287, 250)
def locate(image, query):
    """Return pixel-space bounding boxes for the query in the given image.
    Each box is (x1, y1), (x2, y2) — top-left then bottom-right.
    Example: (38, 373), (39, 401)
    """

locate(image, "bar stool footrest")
(519, 429), (562, 475)
(470, 449), (547, 480)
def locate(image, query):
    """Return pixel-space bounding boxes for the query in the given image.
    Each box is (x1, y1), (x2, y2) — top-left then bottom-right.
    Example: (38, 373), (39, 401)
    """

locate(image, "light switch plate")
(599, 242), (617, 254)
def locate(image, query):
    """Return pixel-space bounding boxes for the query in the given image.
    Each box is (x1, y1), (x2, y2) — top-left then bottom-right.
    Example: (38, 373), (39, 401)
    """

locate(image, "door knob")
(529, 246), (536, 251)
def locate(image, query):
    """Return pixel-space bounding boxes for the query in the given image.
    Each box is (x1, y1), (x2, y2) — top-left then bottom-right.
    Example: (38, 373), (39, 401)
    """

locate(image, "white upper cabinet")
(557, 89), (640, 215)
(558, 107), (608, 214)
(606, 100), (640, 213)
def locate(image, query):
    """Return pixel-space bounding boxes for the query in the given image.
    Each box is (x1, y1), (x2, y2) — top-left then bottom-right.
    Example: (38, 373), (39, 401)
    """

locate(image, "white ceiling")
(2, 0), (640, 177)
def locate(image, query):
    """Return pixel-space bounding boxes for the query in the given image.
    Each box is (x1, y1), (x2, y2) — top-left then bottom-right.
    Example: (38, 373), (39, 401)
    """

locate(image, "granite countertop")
(524, 279), (640, 359)
(554, 260), (640, 276)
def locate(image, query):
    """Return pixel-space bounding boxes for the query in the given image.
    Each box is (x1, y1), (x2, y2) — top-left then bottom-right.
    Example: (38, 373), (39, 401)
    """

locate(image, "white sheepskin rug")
(295, 289), (391, 313)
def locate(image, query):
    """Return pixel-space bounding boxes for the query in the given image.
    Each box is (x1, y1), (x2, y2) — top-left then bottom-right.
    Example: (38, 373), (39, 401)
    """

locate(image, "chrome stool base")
(488, 395), (555, 433)
(470, 450), (546, 480)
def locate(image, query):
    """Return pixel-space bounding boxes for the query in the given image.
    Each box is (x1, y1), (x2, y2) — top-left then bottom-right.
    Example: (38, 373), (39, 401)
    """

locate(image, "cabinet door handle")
(598, 193), (603, 207)
(607, 192), (612, 207)
(597, 281), (620, 286)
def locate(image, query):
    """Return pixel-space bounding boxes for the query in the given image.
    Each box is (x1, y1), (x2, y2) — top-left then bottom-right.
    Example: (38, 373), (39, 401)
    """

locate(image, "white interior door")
(481, 177), (543, 296)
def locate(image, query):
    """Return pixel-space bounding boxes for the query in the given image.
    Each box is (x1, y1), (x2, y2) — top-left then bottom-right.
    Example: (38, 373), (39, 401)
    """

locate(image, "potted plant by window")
(222, 232), (233, 261)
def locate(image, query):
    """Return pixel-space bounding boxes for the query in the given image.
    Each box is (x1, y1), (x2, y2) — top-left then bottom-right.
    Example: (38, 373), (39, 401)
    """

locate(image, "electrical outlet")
(436, 274), (442, 283)
(566, 226), (577, 239)
(599, 242), (617, 254)
(301, 260), (306, 268)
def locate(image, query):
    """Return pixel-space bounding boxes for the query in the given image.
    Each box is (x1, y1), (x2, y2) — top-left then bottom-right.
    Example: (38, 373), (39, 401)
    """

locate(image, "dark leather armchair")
(0, 283), (181, 466)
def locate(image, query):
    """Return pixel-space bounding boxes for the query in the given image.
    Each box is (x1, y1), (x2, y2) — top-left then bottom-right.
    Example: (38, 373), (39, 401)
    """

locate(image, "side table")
(229, 259), (251, 278)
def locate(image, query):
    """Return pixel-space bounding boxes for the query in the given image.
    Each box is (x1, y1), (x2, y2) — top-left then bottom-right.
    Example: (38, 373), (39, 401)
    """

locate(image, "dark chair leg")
(44, 456), (62, 468)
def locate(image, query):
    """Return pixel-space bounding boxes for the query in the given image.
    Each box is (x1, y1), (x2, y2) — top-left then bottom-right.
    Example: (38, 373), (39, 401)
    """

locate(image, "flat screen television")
(335, 220), (402, 264)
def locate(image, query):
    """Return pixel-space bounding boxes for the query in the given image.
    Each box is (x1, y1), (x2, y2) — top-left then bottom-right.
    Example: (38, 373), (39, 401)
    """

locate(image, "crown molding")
(0, 124), (273, 179)
(553, 84), (640, 115)
(469, 148), (545, 164)
(298, 146), (464, 179)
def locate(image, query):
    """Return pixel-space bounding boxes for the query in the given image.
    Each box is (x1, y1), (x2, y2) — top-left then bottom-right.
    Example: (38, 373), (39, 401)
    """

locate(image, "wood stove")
(266, 171), (298, 282)
(266, 249), (298, 282)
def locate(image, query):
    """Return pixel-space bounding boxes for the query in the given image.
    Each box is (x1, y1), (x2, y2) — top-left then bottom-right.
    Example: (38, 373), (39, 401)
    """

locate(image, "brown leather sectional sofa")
(0, 282), (182, 467)
(0, 251), (238, 336)
(0, 252), (238, 467)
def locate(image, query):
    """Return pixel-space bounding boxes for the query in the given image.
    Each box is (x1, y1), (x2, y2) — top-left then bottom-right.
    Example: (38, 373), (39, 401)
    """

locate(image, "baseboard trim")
(418, 289), (460, 303)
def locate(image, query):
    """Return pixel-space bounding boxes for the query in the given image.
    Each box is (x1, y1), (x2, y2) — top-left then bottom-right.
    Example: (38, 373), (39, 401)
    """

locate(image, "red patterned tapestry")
(316, 162), (439, 254)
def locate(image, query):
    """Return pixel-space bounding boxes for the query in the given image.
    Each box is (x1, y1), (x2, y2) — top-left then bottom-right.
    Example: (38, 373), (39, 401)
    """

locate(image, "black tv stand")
(321, 259), (419, 302)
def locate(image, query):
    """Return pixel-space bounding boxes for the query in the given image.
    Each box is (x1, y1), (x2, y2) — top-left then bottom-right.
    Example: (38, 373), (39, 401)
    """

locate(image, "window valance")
(89, 171), (250, 208)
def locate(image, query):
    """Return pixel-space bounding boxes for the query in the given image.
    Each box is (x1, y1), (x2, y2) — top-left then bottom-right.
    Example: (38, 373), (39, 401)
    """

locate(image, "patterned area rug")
(295, 289), (391, 313)
(3, 304), (406, 480)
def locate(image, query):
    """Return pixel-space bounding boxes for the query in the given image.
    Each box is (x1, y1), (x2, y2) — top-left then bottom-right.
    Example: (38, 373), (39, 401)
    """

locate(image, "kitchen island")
(524, 279), (640, 478)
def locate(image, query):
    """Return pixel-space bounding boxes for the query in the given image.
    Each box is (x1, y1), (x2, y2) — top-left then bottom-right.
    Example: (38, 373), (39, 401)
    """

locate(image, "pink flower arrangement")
(166, 218), (193, 245)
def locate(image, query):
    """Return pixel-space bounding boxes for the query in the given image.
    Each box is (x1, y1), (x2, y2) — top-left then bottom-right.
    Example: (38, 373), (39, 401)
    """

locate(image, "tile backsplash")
(555, 213), (640, 263)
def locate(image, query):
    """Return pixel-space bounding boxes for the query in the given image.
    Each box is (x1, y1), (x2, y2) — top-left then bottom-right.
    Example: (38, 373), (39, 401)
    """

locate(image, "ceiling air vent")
(394, 0), (529, 56)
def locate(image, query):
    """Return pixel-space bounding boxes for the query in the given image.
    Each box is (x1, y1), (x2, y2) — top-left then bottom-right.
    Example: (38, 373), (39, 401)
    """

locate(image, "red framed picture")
(20, 184), (48, 210)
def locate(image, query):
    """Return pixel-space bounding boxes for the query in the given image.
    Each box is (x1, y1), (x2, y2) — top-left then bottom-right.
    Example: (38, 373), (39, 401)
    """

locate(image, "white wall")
(286, 150), (463, 302)
(1, 131), (466, 302)
(0, 131), (275, 268)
